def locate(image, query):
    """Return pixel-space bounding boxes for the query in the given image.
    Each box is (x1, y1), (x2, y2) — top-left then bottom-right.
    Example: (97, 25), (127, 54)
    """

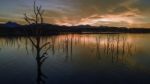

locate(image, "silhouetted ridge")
(5, 21), (20, 28)
(0, 22), (150, 36)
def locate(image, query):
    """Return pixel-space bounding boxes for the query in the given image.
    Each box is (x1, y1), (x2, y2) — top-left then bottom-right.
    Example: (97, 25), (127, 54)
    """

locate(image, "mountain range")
(0, 22), (150, 36)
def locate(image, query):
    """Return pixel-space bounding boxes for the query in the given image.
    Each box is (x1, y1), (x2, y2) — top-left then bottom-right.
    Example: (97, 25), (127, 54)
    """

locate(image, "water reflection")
(28, 36), (50, 84)
(53, 34), (136, 64)
(0, 36), (52, 84)
(1, 34), (150, 84)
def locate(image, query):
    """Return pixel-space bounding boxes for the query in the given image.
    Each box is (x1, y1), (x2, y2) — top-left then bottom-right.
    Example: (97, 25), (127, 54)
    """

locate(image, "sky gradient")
(0, 0), (150, 28)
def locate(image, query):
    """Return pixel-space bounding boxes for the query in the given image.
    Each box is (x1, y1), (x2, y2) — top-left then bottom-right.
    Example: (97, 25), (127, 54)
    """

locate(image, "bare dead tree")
(23, 1), (52, 84)
(23, 0), (50, 50)
(24, 0), (44, 25)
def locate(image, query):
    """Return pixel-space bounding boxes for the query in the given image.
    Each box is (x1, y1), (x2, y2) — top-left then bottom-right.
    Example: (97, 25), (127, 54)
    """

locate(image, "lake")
(0, 34), (150, 84)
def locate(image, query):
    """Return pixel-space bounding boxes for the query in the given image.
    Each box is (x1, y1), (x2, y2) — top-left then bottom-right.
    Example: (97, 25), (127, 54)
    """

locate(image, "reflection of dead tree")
(110, 36), (115, 63)
(24, 1), (51, 84)
(101, 34), (136, 64)
(115, 34), (120, 62)
(70, 34), (74, 60)
(61, 34), (74, 61)
(106, 35), (111, 55)
(65, 35), (69, 61)
(51, 36), (56, 55)
(96, 36), (101, 60)
(120, 36), (127, 64)
(122, 36), (126, 55)
(127, 42), (133, 56)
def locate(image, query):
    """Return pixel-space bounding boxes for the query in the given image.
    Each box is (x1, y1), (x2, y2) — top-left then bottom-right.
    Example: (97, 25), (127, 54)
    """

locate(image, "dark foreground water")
(0, 34), (150, 84)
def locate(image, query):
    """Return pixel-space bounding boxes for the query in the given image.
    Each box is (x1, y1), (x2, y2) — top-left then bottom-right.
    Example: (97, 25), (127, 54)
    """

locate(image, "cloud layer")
(0, 0), (150, 28)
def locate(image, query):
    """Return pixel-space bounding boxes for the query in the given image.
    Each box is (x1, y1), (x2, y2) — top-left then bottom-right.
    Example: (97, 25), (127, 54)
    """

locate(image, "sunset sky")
(0, 0), (150, 28)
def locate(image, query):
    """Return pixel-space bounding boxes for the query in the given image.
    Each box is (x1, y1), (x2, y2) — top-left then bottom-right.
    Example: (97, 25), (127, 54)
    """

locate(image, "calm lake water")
(0, 34), (150, 84)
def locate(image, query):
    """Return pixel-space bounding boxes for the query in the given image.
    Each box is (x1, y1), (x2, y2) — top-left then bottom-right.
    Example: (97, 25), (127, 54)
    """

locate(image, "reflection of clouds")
(54, 34), (137, 67)
(0, 34), (143, 71)
(57, 34), (133, 47)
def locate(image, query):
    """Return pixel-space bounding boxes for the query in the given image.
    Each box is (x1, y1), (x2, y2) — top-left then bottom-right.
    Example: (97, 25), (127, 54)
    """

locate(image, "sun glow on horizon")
(52, 13), (137, 27)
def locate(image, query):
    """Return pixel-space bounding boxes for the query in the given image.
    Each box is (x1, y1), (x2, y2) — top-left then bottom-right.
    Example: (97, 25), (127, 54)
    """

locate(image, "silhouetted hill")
(0, 22), (150, 36)
(6, 21), (20, 28)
